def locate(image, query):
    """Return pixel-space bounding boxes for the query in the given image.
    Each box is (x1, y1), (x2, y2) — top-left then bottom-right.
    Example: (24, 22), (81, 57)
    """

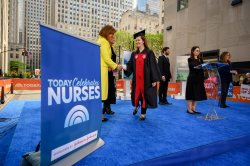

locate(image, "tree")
(145, 33), (163, 58)
(114, 30), (163, 60)
(9, 60), (27, 73)
(113, 30), (133, 53)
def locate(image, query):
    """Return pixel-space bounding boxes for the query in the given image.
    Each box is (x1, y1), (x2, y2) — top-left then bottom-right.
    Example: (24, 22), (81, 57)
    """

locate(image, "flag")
(28, 52), (32, 59)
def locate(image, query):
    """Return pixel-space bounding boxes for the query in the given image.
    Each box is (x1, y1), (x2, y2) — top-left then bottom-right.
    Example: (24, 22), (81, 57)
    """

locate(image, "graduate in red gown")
(123, 30), (161, 120)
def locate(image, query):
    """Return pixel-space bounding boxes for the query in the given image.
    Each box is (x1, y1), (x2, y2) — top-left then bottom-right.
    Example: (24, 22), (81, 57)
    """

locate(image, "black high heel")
(106, 107), (115, 115)
(192, 109), (201, 114)
(103, 107), (115, 115)
(102, 118), (108, 122)
(187, 110), (196, 114)
(133, 106), (140, 115)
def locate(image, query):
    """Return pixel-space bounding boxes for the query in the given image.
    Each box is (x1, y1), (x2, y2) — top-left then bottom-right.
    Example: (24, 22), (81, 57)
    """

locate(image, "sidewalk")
(12, 90), (41, 100)
(0, 90), (41, 110)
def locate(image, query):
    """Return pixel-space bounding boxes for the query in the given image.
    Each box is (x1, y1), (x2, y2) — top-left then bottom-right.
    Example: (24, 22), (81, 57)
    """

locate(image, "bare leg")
(187, 100), (194, 113)
(192, 101), (197, 111)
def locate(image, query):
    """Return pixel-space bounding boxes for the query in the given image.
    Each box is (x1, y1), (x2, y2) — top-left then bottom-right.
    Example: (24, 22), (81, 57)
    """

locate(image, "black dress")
(185, 58), (207, 101)
(124, 48), (161, 108)
(105, 47), (117, 104)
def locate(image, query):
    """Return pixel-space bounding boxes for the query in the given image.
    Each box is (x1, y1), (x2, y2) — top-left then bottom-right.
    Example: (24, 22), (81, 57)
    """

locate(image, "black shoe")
(187, 110), (196, 114)
(140, 114), (146, 120)
(225, 105), (230, 108)
(106, 107), (115, 115)
(133, 106), (140, 115)
(102, 118), (108, 122)
(103, 107), (115, 115)
(192, 110), (201, 114)
(159, 101), (166, 105)
(164, 101), (172, 105)
(220, 105), (229, 108)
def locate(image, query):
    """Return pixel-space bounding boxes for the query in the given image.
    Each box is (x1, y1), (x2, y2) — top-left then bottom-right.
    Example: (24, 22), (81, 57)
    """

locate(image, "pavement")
(0, 90), (41, 110)
(12, 90), (41, 100)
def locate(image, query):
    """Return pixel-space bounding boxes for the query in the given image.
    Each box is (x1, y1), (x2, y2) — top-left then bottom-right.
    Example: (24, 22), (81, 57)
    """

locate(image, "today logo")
(47, 78), (100, 128)
(64, 105), (89, 128)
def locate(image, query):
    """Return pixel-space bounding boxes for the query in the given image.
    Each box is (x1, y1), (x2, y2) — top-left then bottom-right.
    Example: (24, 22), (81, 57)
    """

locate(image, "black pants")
(219, 81), (230, 106)
(136, 92), (147, 114)
(141, 107), (147, 114)
(158, 80), (169, 102)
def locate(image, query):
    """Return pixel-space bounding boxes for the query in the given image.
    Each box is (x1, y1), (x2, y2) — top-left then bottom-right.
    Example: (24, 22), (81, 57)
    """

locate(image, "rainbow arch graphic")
(64, 105), (89, 128)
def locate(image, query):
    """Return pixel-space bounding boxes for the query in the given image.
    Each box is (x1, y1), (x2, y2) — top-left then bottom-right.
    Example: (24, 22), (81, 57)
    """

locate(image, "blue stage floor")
(1, 99), (250, 165)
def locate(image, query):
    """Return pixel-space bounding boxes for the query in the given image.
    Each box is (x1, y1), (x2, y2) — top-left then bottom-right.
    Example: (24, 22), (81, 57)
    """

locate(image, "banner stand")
(40, 24), (103, 165)
(52, 138), (104, 166)
(174, 81), (186, 99)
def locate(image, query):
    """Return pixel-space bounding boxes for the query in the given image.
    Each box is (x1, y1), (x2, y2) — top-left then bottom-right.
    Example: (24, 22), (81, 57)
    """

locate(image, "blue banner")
(40, 24), (102, 165)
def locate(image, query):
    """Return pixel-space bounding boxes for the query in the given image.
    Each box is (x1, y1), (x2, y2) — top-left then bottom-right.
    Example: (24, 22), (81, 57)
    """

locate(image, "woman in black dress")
(185, 46), (207, 114)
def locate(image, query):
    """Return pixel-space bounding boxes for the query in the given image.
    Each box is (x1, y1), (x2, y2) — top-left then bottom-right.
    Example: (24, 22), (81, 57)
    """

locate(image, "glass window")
(177, 0), (188, 11)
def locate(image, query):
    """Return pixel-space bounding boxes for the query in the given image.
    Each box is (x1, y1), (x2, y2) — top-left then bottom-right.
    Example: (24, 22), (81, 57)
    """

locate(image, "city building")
(49, 0), (133, 42)
(24, 0), (46, 70)
(24, 0), (133, 70)
(136, 0), (160, 15)
(119, 10), (160, 34)
(0, 0), (9, 74)
(8, 0), (25, 68)
(158, 0), (164, 33)
(163, 0), (250, 81)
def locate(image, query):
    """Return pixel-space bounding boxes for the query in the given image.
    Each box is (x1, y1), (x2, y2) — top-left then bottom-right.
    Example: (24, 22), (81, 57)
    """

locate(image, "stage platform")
(0, 99), (250, 165)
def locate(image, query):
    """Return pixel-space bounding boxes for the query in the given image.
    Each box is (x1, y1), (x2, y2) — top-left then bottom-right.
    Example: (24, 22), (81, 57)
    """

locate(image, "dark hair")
(190, 46), (200, 58)
(136, 35), (149, 49)
(99, 25), (116, 40)
(162, 47), (169, 53)
(220, 51), (230, 63)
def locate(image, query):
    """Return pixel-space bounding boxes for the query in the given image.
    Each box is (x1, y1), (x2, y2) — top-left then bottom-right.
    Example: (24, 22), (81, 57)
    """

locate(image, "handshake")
(116, 64), (127, 71)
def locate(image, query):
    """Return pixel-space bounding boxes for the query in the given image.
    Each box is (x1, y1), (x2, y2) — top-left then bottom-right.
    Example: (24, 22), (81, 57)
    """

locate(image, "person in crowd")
(185, 46), (207, 114)
(243, 73), (250, 85)
(218, 51), (237, 108)
(207, 70), (217, 85)
(158, 47), (172, 105)
(97, 25), (122, 122)
(235, 75), (244, 86)
(123, 30), (161, 120)
(206, 70), (218, 99)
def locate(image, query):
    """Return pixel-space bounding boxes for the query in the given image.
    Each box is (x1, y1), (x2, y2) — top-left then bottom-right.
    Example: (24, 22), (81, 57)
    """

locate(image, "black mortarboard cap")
(133, 29), (145, 39)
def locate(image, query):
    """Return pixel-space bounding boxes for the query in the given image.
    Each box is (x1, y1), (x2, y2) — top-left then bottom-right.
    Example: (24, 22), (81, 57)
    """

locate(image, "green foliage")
(9, 60), (27, 73)
(114, 30), (163, 59)
(5, 60), (32, 78)
(113, 30), (134, 53)
(146, 33), (163, 58)
(4, 71), (33, 78)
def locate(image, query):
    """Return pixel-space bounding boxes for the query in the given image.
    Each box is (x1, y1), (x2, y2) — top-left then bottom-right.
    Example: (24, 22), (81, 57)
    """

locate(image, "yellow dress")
(97, 36), (117, 100)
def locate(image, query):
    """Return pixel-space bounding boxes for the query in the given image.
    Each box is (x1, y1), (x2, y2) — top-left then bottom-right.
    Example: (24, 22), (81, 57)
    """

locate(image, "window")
(177, 0), (188, 11)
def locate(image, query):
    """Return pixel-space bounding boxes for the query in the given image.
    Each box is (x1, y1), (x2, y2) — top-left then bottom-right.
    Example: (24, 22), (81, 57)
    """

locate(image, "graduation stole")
(134, 53), (147, 108)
